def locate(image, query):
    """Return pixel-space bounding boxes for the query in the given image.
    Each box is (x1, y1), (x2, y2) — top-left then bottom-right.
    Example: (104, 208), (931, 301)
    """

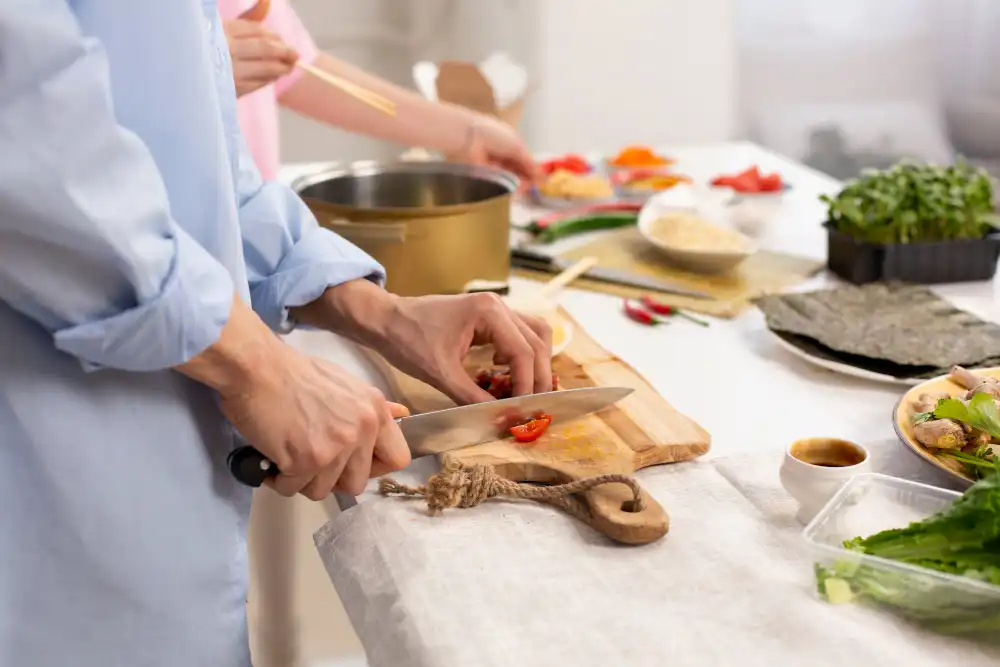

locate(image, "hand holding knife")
(228, 386), (633, 509)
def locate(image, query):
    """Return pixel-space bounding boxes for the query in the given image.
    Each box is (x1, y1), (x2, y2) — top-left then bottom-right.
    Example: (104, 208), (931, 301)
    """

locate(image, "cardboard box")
(412, 52), (530, 131)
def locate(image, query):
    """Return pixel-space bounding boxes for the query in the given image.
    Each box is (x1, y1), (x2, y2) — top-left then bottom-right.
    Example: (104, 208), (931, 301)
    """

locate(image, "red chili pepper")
(623, 299), (662, 326)
(510, 414), (552, 443)
(640, 296), (710, 327)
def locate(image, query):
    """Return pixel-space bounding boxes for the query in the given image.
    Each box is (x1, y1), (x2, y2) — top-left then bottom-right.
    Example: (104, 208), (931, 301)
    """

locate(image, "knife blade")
(510, 247), (714, 300)
(227, 386), (634, 490)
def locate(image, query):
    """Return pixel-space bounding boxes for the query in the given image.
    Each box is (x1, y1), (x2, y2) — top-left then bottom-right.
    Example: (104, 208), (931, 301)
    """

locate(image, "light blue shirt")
(0, 2), (383, 665)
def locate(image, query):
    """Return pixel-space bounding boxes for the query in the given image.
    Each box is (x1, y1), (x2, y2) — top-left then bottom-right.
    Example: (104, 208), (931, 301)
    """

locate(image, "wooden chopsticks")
(294, 61), (396, 117)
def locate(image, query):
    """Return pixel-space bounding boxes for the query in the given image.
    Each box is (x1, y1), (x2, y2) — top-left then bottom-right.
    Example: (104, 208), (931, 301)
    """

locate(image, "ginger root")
(913, 419), (967, 450)
(949, 366), (1000, 400)
(913, 392), (947, 414)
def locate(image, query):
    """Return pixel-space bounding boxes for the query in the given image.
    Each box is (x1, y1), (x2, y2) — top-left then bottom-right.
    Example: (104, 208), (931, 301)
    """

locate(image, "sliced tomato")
(758, 173), (784, 192)
(730, 173), (760, 193)
(510, 414), (553, 443)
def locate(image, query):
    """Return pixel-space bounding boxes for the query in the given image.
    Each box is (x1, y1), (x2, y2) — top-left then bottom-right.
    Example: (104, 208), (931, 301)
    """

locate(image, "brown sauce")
(790, 438), (867, 468)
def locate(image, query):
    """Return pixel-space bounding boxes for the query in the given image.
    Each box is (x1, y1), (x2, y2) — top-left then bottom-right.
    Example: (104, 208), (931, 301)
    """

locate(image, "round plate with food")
(892, 365), (1000, 486)
(531, 169), (616, 210)
(770, 330), (922, 387)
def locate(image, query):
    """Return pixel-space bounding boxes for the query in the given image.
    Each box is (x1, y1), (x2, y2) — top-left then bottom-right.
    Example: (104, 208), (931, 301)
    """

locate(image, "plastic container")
(825, 224), (1000, 284)
(804, 473), (1000, 643)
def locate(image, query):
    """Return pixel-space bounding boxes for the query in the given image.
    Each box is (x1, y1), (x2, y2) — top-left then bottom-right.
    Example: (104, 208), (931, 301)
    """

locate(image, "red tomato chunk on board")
(509, 414), (553, 443)
(475, 369), (560, 399)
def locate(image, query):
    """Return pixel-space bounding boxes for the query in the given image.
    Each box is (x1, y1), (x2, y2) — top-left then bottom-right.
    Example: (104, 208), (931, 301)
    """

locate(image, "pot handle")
(324, 218), (407, 244)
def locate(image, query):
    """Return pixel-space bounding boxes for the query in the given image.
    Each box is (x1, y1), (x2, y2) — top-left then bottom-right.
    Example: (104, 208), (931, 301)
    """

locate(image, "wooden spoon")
(508, 256), (598, 314)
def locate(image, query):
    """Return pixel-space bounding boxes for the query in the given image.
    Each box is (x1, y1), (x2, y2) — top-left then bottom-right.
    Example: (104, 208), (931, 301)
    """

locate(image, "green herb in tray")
(821, 160), (1000, 244)
(816, 473), (1000, 637)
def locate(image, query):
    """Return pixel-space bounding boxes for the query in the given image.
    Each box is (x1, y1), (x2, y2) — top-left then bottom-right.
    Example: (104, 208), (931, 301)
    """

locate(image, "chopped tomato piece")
(731, 173), (760, 193)
(510, 414), (553, 443)
(711, 165), (785, 194)
(475, 369), (560, 399)
(758, 173), (784, 192)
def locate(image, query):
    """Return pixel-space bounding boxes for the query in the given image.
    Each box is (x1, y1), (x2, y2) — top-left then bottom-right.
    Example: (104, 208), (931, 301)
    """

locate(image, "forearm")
(290, 279), (398, 348)
(278, 52), (477, 153)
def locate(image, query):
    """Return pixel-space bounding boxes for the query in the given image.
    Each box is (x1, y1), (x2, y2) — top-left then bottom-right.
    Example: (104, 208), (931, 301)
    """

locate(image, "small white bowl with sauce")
(638, 186), (756, 273)
(780, 438), (872, 525)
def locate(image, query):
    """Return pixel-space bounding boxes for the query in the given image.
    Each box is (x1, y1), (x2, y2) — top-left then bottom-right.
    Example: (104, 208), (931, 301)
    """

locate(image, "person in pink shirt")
(220, 0), (535, 183)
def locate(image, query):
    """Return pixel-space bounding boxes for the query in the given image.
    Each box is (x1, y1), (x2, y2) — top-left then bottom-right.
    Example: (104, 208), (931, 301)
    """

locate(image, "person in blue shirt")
(0, 2), (552, 665)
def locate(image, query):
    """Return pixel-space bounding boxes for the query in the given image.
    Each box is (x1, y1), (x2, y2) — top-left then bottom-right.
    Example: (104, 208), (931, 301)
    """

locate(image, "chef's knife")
(510, 246), (714, 300)
(227, 385), (633, 492)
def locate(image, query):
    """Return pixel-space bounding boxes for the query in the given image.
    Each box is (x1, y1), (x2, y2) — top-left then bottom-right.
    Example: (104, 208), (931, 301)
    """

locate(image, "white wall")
(529, 0), (737, 153)
(280, 0), (738, 163)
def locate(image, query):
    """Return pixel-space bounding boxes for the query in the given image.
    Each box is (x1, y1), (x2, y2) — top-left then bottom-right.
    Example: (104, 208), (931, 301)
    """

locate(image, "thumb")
(387, 402), (410, 419)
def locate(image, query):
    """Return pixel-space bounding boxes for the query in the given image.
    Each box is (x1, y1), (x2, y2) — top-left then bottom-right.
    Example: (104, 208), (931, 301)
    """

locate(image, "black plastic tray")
(825, 223), (1000, 284)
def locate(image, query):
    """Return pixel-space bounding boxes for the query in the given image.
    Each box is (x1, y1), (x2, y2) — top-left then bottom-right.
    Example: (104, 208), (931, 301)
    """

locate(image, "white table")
(272, 142), (999, 666)
(284, 141), (998, 462)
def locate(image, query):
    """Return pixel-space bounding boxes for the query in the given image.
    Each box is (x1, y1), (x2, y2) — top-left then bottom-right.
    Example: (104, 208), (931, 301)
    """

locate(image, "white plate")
(769, 330), (922, 387)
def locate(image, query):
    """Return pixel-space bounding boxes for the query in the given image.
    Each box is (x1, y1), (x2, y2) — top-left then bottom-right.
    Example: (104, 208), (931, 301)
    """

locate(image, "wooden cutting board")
(515, 227), (824, 318)
(377, 308), (711, 544)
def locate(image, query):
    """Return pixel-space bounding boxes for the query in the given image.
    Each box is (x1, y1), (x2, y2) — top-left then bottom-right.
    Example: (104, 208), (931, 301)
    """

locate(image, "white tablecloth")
(280, 142), (1000, 666)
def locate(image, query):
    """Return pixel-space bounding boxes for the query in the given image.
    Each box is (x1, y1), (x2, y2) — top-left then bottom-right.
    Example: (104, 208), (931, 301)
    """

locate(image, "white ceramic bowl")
(779, 438), (873, 525)
(709, 186), (789, 236)
(637, 185), (756, 274)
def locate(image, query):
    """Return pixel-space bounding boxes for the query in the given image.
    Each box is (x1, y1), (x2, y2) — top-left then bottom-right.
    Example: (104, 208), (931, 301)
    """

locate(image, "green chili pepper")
(531, 213), (638, 243)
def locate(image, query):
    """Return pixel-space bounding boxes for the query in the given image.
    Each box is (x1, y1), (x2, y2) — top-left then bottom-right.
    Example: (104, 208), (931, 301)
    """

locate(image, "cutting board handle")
(580, 481), (669, 545)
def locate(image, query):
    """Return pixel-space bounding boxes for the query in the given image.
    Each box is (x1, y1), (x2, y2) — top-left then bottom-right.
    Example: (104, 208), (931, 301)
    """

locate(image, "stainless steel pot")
(293, 161), (517, 296)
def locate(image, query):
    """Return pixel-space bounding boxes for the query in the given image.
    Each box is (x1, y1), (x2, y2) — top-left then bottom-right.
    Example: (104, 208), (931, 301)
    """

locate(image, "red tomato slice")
(737, 166), (761, 182)
(731, 173), (760, 193)
(510, 414), (552, 443)
(758, 173), (783, 192)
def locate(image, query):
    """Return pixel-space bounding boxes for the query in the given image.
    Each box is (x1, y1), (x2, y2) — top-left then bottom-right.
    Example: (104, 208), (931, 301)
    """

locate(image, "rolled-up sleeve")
(235, 135), (384, 332)
(0, 2), (234, 371)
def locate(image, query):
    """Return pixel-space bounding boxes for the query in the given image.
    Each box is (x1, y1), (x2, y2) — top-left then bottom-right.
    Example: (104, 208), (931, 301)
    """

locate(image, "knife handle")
(227, 446), (277, 488)
(510, 246), (555, 268)
(227, 445), (360, 511)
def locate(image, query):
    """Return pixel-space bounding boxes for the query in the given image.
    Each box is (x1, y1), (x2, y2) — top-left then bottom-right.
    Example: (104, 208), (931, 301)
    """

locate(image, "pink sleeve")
(264, 0), (320, 98)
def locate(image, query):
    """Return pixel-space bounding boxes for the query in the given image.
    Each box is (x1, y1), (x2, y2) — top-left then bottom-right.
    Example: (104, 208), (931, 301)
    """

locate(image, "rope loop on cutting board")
(378, 460), (645, 525)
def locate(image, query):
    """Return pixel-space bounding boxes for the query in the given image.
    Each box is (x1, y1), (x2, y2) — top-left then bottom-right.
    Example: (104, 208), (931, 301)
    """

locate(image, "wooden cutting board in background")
(516, 227), (823, 318)
(376, 308), (711, 544)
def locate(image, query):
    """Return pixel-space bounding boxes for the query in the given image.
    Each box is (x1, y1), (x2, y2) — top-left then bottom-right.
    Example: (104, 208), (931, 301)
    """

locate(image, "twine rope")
(378, 461), (645, 526)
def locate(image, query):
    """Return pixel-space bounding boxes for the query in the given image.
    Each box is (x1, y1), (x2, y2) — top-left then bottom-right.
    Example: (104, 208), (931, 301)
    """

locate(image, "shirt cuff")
(53, 232), (235, 372)
(249, 226), (385, 332)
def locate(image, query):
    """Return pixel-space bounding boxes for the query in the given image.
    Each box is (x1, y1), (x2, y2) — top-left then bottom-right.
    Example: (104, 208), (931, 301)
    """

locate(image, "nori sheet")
(757, 284), (1000, 371)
